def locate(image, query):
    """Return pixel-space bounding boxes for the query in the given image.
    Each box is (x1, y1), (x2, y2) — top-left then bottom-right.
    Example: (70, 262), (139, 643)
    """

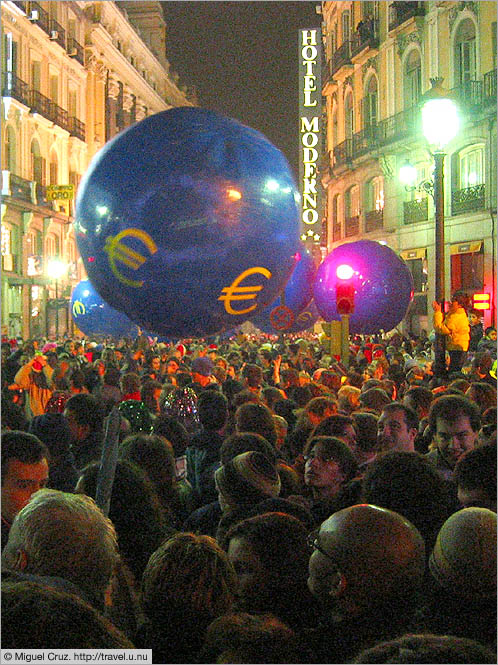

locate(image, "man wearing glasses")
(425, 394), (480, 481)
(306, 504), (425, 663)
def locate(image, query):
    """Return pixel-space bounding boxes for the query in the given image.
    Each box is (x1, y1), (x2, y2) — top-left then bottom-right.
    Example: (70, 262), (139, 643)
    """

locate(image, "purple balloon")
(313, 240), (414, 334)
(250, 247), (316, 333)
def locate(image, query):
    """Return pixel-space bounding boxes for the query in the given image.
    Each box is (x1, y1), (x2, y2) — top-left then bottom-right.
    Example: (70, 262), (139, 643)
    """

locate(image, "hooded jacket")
(433, 306), (470, 352)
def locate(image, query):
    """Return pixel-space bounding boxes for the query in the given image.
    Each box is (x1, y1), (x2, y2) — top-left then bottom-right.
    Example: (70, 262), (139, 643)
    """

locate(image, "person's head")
(153, 414), (190, 458)
(28, 413), (72, 463)
(454, 444), (497, 510)
(484, 326), (497, 341)
(303, 436), (358, 500)
(449, 290), (469, 312)
(198, 389), (228, 431)
(103, 367), (121, 388)
(403, 386), (434, 420)
(1, 431), (49, 524)
(142, 532), (236, 632)
(351, 411), (379, 457)
(428, 395), (481, 469)
(1, 581), (133, 649)
(191, 356), (214, 386)
(359, 388), (392, 415)
(220, 432), (277, 467)
(429, 507), (496, 601)
(200, 612), (299, 664)
(2, 489), (118, 609)
(308, 504), (425, 619)
(120, 371), (141, 395)
(313, 414), (357, 449)
(362, 451), (451, 551)
(224, 512), (310, 613)
(63, 393), (104, 443)
(241, 363), (263, 391)
(119, 433), (177, 499)
(235, 402), (277, 448)
(465, 382), (497, 414)
(337, 385), (361, 413)
(377, 402), (419, 453)
(479, 407), (497, 446)
(353, 633), (497, 664)
(304, 396), (338, 426)
(215, 451), (281, 512)
(76, 460), (165, 580)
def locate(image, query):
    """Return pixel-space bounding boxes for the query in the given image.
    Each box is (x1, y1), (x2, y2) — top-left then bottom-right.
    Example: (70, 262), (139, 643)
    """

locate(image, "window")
(405, 257), (428, 293)
(345, 92), (354, 139)
(451, 245), (484, 291)
(342, 11), (351, 44)
(458, 146), (484, 188)
(49, 153), (58, 185)
(365, 176), (384, 212)
(364, 75), (378, 128)
(46, 234), (57, 259)
(345, 185), (360, 218)
(68, 89), (77, 118)
(31, 140), (45, 185)
(50, 74), (58, 104)
(5, 125), (16, 172)
(404, 49), (421, 108)
(454, 19), (476, 85)
(332, 107), (338, 148)
(31, 60), (41, 91)
(332, 193), (341, 241)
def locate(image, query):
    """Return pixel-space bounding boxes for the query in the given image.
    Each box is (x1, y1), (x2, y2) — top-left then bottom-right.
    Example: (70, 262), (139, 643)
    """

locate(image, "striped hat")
(215, 451), (281, 509)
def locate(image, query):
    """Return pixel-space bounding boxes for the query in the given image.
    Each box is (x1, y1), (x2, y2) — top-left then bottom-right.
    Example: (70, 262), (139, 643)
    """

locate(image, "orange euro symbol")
(218, 267), (272, 315)
(72, 301), (86, 317)
(104, 229), (158, 288)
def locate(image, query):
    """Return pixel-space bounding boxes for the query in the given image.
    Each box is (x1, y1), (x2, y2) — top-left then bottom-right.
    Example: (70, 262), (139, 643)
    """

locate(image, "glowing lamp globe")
(74, 107), (301, 338)
(313, 240), (414, 334)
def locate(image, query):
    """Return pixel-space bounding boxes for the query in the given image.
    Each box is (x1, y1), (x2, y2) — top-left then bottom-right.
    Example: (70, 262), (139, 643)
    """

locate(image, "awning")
(400, 247), (427, 260)
(450, 241), (483, 255)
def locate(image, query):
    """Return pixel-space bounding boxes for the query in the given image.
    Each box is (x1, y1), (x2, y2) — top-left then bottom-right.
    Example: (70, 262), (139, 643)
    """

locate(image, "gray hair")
(3, 489), (118, 608)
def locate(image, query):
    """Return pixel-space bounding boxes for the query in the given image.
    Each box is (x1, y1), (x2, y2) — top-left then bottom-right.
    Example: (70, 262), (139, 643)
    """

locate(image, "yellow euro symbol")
(72, 301), (86, 317)
(104, 228), (158, 288)
(218, 267), (272, 315)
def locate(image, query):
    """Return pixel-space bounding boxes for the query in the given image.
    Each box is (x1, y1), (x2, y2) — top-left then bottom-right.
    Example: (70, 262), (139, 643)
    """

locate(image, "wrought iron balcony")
(48, 18), (66, 49)
(452, 184), (485, 216)
(29, 89), (68, 130)
(351, 19), (379, 59)
(388, 2), (425, 32)
(376, 106), (419, 146)
(27, 1), (50, 35)
(67, 116), (86, 141)
(12, 1), (28, 13)
(365, 209), (383, 232)
(67, 36), (85, 65)
(2, 73), (30, 106)
(352, 125), (377, 160)
(403, 198), (428, 224)
(345, 215), (360, 237)
(333, 139), (353, 168)
(330, 41), (352, 77)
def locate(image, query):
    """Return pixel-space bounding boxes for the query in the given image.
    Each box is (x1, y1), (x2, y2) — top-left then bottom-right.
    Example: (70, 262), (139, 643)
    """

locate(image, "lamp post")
(401, 78), (459, 377)
(46, 258), (68, 340)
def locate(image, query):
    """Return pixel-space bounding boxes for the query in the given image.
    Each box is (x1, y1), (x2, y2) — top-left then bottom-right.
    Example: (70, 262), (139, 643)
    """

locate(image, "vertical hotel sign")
(299, 29), (322, 244)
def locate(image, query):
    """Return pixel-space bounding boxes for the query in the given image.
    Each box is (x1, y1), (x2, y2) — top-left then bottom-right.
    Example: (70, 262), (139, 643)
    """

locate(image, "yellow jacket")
(433, 306), (470, 352)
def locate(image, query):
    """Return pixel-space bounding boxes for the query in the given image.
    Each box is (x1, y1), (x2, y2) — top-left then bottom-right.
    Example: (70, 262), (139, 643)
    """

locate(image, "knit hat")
(215, 451), (281, 509)
(429, 507), (497, 600)
(118, 400), (154, 434)
(191, 356), (214, 377)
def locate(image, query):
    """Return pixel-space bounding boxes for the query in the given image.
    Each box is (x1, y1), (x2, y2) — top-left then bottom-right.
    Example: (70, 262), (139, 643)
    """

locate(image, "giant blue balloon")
(71, 280), (138, 337)
(251, 247), (317, 333)
(74, 107), (301, 338)
(313, 241), (414, 334)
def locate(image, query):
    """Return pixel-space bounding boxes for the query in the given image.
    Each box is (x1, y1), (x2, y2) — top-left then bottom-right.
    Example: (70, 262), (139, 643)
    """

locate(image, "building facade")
(1, 0), (194, 339)
(320, 0), (496, 334)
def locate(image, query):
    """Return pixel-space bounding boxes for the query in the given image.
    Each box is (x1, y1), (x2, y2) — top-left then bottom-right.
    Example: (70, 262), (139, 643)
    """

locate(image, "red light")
(293, 252), (302, 261)
(87, 256), (95, 263)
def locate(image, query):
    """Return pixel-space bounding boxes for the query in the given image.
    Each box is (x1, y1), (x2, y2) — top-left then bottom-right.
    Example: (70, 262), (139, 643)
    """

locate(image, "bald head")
(308, 504), (425, 618)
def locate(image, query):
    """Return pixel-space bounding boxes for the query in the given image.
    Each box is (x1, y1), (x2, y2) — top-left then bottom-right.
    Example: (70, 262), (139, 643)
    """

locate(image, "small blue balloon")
(313, 240), (414, 334)
(250, 247), (316, 333)
(71, 280), (138, 337)
(75, 107), (301, 338)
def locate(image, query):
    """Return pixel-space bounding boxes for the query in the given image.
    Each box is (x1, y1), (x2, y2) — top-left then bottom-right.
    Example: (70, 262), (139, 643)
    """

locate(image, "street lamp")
(419, 78), (459, 377)
(46, 258), (68, 340)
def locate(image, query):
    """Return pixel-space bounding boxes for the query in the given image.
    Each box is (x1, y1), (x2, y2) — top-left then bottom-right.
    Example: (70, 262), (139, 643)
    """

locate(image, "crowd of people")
(1, 314), (496, 663)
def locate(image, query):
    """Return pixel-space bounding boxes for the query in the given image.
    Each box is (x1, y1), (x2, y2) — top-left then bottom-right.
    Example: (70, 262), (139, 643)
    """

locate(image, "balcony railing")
(9, 173), (33, 203)
(67, 36), (85, 65)
(365, 209), (383, 232)
(29, 89), (68, 129)
(333, 139), (353, 168)
(67, 116), (86, 141)
(1, 73), (30, 106)
(388, 1), (425, 32)
(351, 19), (379, 59)
(352, 125), (377, 160)
(376, 105), (419, 145)
(330, 41), (352, 77)
(345, 215), (360, 237)
(12, 1), (28, 13)
(484, 69), (497, 102)
(452, 184), (485, 216)
(49, 18), (66, 50)
(27, 1), (50, 35)
(403, 198), (428, 224)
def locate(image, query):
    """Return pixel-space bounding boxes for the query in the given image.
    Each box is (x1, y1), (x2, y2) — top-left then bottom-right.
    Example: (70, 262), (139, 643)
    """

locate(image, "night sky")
(161, 1), (321, 179)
